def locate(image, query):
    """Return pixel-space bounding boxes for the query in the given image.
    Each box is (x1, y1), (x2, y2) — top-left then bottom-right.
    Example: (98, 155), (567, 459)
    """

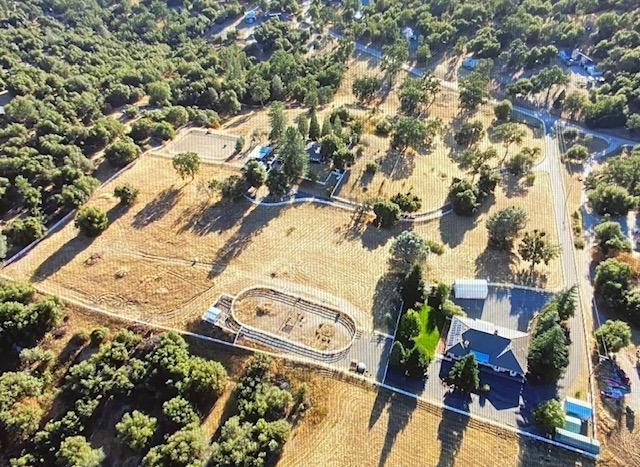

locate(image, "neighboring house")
(444, 315), (529, 378)
(571, 49), (595, 67)
(462, 56), (479, 70)
(558, 49), (573, 64)
(245, 10), (256, 23)
(0, 90), (12, 116)
(247, 145), (274, 166)
(306, 141), (323, 163)
(402, 26), (416, 42)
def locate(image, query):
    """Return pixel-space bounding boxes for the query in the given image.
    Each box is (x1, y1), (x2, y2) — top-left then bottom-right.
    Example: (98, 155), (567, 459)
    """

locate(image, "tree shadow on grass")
(178, 198), (252, 236)
(474, 244), (518, 283)
(370, 271), (402, 331)
(367, 388), (418, 467)
(31, 234), (96, 282)
(437, 391), (471, 467)
(359, 222), (395, 250)
(378, 149), (416, 181)
(31, 204), (130, 282)
(132, 186), (183, 229)
(438, 211), (478, 249)
(502, 173), (529, 198)
(513, 268), (549, 288)
(208, 203), (282, 280)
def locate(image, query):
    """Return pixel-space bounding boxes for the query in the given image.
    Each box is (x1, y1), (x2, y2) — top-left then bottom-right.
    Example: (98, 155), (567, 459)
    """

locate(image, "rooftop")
(445, 316), (529, 375)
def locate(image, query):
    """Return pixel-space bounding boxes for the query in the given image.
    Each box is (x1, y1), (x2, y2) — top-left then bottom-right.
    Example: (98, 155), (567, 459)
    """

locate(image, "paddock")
(160, 128), (239, 163)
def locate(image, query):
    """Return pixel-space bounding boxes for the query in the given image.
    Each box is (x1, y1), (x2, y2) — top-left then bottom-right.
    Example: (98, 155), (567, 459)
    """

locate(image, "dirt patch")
(160, 128), (239, 163)
(233, 288), (354, 352)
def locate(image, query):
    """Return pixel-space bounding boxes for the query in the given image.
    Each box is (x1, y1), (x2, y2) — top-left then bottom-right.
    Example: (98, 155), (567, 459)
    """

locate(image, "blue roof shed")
(565, 397), (592, 421)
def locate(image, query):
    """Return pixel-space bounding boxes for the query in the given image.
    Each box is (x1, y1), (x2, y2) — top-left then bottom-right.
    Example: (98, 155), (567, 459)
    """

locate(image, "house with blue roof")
(444, 315), (529, 379)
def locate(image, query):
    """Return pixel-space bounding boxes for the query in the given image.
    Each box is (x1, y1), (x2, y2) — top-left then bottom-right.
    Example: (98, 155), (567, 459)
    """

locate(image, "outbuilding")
(564, 396), (593, 421)
(202, 305), (222, 325)
(453, 279), (489, 300)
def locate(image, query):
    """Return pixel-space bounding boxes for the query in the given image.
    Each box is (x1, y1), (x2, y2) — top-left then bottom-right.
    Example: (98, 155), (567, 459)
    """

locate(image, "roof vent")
(463, 340), (469, 347)
(494, 329), (499, 335)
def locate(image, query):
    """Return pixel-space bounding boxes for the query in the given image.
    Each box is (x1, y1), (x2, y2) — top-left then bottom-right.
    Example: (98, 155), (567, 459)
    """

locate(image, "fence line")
(0, 278), (596, 460)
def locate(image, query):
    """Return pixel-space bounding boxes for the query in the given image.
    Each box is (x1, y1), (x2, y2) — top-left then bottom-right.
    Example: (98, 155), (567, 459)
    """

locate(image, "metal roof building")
(453, 279), (489, 299)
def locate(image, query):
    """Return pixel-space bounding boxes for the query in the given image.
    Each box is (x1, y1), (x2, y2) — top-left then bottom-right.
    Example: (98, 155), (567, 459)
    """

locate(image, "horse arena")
(160, 128), (239, 163)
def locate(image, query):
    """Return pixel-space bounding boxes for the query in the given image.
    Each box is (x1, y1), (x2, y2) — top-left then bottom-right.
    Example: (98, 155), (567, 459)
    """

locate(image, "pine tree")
(527, 324), (568, 382)
(448, 354), (479, 392)
(308, 109), (320, 140)
(321, 117), (333, 137)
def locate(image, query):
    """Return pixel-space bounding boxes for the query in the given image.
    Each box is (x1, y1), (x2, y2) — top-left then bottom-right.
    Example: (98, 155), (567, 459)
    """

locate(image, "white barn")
(453, 279), (488, 299)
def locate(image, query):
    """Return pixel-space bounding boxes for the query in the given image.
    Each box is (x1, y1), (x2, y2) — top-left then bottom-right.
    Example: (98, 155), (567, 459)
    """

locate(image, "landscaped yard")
(413, 303), (440, 359)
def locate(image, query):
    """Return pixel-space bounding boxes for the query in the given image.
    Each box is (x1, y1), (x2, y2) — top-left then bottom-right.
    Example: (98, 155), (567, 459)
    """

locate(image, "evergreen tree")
(308, 109), (321, 140)
(448, 354), (480, 392)
(527, 324), (568, 382)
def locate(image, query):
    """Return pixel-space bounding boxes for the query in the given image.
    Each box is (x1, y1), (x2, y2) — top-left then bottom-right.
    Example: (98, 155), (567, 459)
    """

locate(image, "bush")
(494, 100), (512, 121)
(373, 200), (400, 227)
(594, 320), (631, 353)
(235, 136), (245, 154)
(374, 118), (392, 136)
(90, 326), (109, 345)
(4, 216), (46, 248)
(116, 411), (157, 451)
(390, 192), (422, 213)
(416, 44), (431, 65)
(533, 399), (565, 434)
(565, 144), (589, 160)
(448, 354), (479, 392)
(594, 258), (632, 309)
(390, 231), (429, 269)
(449, 179), (479, 216)
(397, 309), (421, 344)
(527, 324), (568, 382)
(216, 175), (246, 200)
(242, 160), (267, 189)
(75, 206), (108, 237)
(486, 206), (527, 250)
(425, 239), (445, 255)
(365, 162), (378, 174)
(104, 136), (141, 167)
(588, 183), (635, 216)
(56, 435), (104, 467)
(594, 220), (631, 254)
(401, 264), (426, 311)
(113, 184), (139, 206)
(163, 396), (200, 427)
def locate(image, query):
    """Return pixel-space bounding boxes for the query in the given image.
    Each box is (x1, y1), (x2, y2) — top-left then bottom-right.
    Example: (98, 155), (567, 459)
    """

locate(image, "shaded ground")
(278, 377), (592, 467)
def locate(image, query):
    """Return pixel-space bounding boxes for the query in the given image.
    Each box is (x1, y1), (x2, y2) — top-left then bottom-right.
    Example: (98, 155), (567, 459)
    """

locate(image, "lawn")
(413, 303), (440, 359)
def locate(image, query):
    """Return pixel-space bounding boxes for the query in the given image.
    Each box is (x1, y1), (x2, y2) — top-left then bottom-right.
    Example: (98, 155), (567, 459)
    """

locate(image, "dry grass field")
(3, 300), (597, 467)
(5, 155), (397, 331)
(332, 54), (544, 211)
(5, 148), (562, 340)
(279, 374), (593, 467)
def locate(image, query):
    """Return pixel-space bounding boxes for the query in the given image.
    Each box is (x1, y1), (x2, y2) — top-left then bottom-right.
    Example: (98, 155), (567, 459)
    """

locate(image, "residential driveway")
(386, 358), (558, 432)
(452, 285), (553, 332)
(384, 285), (558, 432)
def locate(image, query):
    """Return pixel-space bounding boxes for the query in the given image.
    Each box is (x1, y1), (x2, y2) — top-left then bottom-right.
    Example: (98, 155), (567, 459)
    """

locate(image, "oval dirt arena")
(232, 287), (356, 352)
